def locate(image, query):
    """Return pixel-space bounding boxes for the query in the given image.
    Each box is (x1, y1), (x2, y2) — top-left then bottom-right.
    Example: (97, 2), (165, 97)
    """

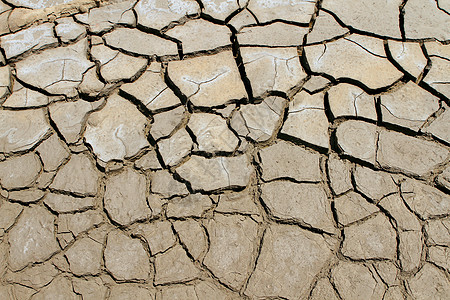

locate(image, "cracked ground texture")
(0, 0), (449, 299)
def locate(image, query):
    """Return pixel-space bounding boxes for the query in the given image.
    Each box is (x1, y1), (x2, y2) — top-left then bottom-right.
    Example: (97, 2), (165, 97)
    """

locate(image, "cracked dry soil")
(0, 0), (449, 299)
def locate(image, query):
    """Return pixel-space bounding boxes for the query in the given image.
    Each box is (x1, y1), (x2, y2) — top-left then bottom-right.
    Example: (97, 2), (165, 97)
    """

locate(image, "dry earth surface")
(0, 0), (449, 299)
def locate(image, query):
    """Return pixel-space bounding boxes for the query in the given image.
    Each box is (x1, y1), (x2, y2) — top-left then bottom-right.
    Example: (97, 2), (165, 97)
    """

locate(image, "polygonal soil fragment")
(49, 99), (103, 144)
(341, 213), (397, 260)
(104, 167), (152, 226)
(135, 0), (200, 30)
(261, 181), (335, 233)
(305, 35), (403, 90)
(332, 261), (386, 299)
(50, 153), (99, 197)
(104, 230), (151, 281)
(407, 264), (450, 299)
(327, 83), (376, 120)
(231, 96), (285, 142)
(166, 19), (231, 53)
(259, 140), (321, 182)
(154, 244), (200, 285)
(65, 237), (103, 276)
(84, 93), (150, 162)
(104, 28), (178, 56)
(168, 51), (247, 107)
(203, 214), (259, 290)
(0, 23), (57, 59)
(75, 0), (136, 33)
(322, 0), (402, 38)
(240, 47), (306, 97)
(0, 109), (51, 153)
(380, 82), (439, 131)
(237, 23), (309, 46)
(377, 130), (449, 176)
(175, 155), (252, 191)
(281, 91), (329, 149)
(247, 0), (316, 23)
(335, 120), (378, 164)
(0, 153), (41, 190)
(8, 206), (60, 271)
(245, 224), (335, 299)
(131, 220), (176, 255)
(188, 113), (239, 153)
(120, 64), (181, 113)
(15, 39), (94, 97)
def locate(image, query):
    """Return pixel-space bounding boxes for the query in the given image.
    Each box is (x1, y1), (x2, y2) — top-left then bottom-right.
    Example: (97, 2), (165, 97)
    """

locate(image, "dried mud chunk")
(166, 193), (213, 218)
(31, 276), (78, 300)
(135, 0), (200, 30)
(204, 214), (259, 289)
(154, 244), (200, 285)
(240, 47), (306, 97)
(150, 106), (185, 140)
(131, 221), (176, 255)
(404, 0), (450, 41)
(387, 41), (427, 78)
(100, 53), (147, 83)
(15, 39), (94, 97)
(327, 156), (352, 195)
(335, 120), (378, 164)
(168, 51), (247, 107)
(173, 219), (207, 260)
(377, 130), (449, 177)
(55, 17), (86, 43)
(306, 10), (349, 44)
(36, 135), (70, 172)
(424, 108), (450, 144)
(215, 190), (259, 215)
(75, 0), (136, 33)
(0, 109), (50, 153)
(188, 113), (238, 152)
(104, 230), (151, 281)
(281, 91), (329, 148)
(109, 284), (156, 300)
(332, 261), (386, 300)
(44, 193), (96, 213)
(104, 28), (178, 56)
(4, 262), (58, 289)
(84, 93), (150, 162)
(8, 206), (60, 271)
(407, 264), (450, 299)
(247, 0), (316, 23)
(334, 191), (379, 226)
(166, 19), (231, 53)
(328, 84), (376, 120)
(237, 23), (309, 47)
(353, 166), (398, 201)
(0, 200), (23, 237)
(245, 224), (335, 299)
(231, 96), (285, 142)
(157, 128), (193, 167)
(305, 35), (403, 90)
(65, 237), (103, 276)
(121, 66), (181, 113)
(342, 213), (397, 260)
(0, 153), (41, 190)
(49, 99), (103, 144)
(50, 153), (99, 197)
(261, 181), (335, 233)
(322, 0), (402, 38)
(150, 170), (189, 197)
(175, 155), (252, 191)
(380, 82), (439, 131)
(0, 23), (57, 59)
(202, 0), (245, 20)
(104, 168), (151, 226)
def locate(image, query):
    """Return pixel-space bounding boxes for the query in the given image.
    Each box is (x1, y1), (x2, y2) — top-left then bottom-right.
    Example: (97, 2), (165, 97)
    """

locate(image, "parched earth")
(0, 0), (449, 299)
